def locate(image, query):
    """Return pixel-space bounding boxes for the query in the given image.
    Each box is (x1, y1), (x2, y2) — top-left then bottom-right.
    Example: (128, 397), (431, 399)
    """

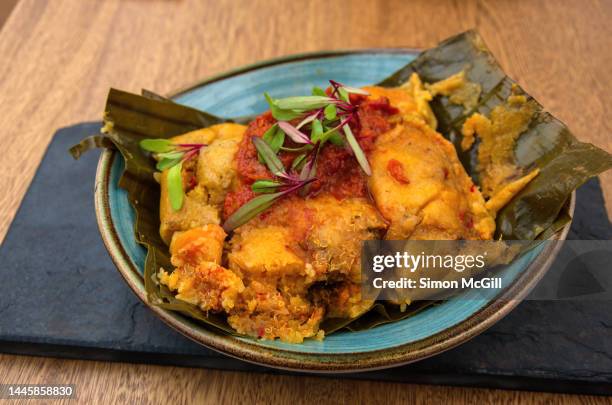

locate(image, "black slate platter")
(0, 123), (611, 395)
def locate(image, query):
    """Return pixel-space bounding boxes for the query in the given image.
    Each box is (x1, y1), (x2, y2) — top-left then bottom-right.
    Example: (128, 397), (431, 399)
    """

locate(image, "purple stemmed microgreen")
(224, 80), (372, 230)
(258, 124), (285, 163)
(277, 121), (313, 145)
(264, 80), (371, 175)
(295, 110), (321, 129)
(221, 177), (316, 233)
(328, 79), (370, 97)
(297, 141), (321, 196)
(222, 136), (318, 232)
(259, 120), (314, 159)
(140, 138), (207, 211)
(264, 93), (302, 121)
(343, 125), (371, 175)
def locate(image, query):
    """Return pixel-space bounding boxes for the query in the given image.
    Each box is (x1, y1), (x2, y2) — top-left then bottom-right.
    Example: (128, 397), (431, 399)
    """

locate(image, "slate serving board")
(1, 123), (611, 395)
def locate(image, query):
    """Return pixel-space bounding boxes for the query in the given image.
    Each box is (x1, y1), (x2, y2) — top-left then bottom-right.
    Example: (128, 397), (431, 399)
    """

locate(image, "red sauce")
(182, 157), (198, 192)
(256, 196), (315, 245)
(309, 145), (368, 199)
(225, 94), (398, 219)
(387, 159), (410, 184)
(354, 96), (399, 152)
(458, 211), (474, 229)
(235, 112), (277, 182)
(223, 185), (255, 219)
(465, 217), (474, 229)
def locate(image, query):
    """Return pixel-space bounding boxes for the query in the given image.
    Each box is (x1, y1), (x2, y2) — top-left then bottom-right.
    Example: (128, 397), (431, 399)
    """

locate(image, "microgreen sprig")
(155, 80), (371, 229)
(263, 80), (371, 175)
(140, 138), (206, 211)
(277, 121), (313, 145)
(222, 178), (316, 232)
(222, 136), (318, 232)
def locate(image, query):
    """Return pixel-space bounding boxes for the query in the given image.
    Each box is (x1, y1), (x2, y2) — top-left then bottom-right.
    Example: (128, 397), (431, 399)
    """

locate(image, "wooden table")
(0, 0), (610, 403)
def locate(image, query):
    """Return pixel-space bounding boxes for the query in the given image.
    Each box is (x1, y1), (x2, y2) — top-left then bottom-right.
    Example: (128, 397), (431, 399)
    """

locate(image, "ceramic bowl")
(95, 50), (573, 372)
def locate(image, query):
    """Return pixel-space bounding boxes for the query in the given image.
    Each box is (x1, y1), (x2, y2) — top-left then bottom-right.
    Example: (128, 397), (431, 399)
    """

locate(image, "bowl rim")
(93, 48), (575, 372)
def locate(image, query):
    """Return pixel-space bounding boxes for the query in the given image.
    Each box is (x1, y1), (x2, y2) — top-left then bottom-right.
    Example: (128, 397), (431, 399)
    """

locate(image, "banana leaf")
(71, 31), (612, 339)
(379, 30), (612, 240)
(72, 89), (238, 334)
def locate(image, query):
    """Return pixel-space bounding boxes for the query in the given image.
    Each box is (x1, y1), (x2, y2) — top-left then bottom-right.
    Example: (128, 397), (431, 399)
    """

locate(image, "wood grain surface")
(0, 0), (610, 403)
(0, 0), (17, 27)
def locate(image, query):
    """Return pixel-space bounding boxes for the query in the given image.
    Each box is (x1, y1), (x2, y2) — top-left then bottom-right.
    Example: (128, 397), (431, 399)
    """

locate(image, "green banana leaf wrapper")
(72, 30), (612, 337)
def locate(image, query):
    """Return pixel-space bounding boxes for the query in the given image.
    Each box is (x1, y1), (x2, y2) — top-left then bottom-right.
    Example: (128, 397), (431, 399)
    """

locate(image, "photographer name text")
(372, 277), (502, 290)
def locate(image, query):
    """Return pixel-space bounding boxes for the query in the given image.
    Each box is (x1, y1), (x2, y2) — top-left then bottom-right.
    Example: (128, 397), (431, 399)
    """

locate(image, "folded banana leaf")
(72, 89), (239, 335)
(380, 30), (612, 240)
(71, 30), (612, 338)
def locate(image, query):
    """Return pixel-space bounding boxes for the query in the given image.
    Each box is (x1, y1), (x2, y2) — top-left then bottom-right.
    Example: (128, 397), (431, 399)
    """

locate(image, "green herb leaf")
(343, 125), (371, 175)
(298, 147), (320, 197)
(299, 157), (317, 182)
(222, 192), (283, 232)
(269, 127), (285, 151)
(156, 157), (183, 171)
(341, 85), (370, 96)
(275, 96), (334, 110)
(156, 150), (184, 160)
(338, 87), (350, 103)
(167, 162), (184, 210)
(252, 136), (287, 177)
(263, 125), (285, 151)
(264, 93), (302, 121)
(299, 143), (320, 182)
(262, 124), (278, 144)
(258, 124), (283, 163)
(291, 153), (307, 170)
(324, 104), (337, 120)
(140, 138), (175, 153)
(296, 112), (318, 129)
(252, 179), (283, 194)
(328, 133), (344, 146)
(312, 86), (327, 96)
(310, 119), (324, 143)
(279, 144), (312, 153)
(319, 125), (339, 143)
(278, 121), (312, 144)
(223, 178), (316, 231)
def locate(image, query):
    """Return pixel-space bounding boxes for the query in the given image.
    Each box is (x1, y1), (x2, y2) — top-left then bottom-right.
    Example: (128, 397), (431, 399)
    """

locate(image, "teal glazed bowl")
(95, 50), (574, 372)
